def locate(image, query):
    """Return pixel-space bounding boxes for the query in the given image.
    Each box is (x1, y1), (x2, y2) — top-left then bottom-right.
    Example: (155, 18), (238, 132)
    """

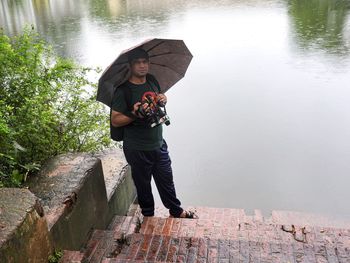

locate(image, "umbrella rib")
(145, 40), (166, 53)
(101, 65), (128, 82)
(113, 68), (130, 88)
(149, 52), (193, 59)
(113, 65), (128, 74)
(149, 51), (172, 58)
(151, 62), (185, 77)
(113, 60), (128, 66)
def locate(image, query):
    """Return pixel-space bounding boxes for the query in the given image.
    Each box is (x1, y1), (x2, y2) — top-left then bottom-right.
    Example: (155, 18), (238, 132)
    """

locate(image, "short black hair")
(127, 48), (149, 64)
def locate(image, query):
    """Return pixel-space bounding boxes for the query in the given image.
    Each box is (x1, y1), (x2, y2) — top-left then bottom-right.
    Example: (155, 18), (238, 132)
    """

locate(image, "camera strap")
(146, 74), (167, 114)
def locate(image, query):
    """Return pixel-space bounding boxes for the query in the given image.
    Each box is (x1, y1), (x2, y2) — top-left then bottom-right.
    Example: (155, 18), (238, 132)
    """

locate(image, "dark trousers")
(123, 140), (183, 217)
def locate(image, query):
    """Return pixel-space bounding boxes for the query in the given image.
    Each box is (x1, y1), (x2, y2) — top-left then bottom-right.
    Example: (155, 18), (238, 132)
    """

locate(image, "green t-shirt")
(112, 80), (163, 151)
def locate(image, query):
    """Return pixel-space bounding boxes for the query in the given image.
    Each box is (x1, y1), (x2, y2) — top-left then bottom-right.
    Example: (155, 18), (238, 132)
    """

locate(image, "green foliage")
(48, 249), (63, 263)
(0, 27), (111, 187)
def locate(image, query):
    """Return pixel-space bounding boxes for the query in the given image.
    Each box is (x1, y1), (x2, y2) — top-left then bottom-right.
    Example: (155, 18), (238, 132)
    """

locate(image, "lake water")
(2, 0), (350, 217)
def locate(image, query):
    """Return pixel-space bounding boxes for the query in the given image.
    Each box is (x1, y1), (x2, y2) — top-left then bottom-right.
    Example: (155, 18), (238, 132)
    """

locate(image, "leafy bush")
(0, 27), (111, 187)
(48, 250), (63, 263)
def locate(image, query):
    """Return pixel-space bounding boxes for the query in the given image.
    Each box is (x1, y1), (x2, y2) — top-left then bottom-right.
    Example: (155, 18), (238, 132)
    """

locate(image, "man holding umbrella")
(110, 47), (196, 218)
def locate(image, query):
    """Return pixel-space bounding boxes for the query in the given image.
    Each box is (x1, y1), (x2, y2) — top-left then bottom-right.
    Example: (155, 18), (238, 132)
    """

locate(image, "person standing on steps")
(110, 48), (197, 219)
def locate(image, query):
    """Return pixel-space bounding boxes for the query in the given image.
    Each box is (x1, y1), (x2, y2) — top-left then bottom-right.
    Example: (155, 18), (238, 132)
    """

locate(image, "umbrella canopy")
(97, 38), (193, 107)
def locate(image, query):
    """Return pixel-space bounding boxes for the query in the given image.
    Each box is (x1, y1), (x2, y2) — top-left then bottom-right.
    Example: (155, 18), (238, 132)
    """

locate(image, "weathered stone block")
(108, 166), (137, 218)
(28, 153), (110, 250)
(93, 148), (137, 223)
(0, 188), (52, 262)
(1, 148), (137, 261)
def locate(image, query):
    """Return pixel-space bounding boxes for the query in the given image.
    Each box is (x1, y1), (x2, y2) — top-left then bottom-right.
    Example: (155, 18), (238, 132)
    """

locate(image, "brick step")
(139, 216), (350, 245)
(152, 206), (265, 227)
(114, 227), (349, 262)
(59, 230), (114, 263)
(139, 214), (265, 239)
(82, 229), (114, 263)
(106, 214), (350, 263)
(107, 214), (141, 239)
(82, 215), (141, 263)
(59, 250), (84, 263)
(102, 259), (159, 263)
(60, 215), (140, 263)
(62, 207), (350, 262)
(154, 206), (350, 229)
(112, 233), (289, 262)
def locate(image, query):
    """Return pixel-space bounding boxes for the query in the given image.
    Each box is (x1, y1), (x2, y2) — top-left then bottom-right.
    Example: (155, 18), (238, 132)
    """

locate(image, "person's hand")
(132, 102), (142, 118)
(157, 94), (167, 106)
(132, 102), (151, 118)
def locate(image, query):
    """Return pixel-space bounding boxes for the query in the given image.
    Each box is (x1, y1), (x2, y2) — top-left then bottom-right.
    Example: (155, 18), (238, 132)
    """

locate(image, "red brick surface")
(111, 207), (350, 262)
(61, 207), (350, 263)
(60, 250), (84, 262)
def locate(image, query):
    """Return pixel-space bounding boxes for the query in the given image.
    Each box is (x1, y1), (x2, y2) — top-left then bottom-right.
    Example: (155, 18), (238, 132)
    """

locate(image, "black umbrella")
(97, 38), (193, 107)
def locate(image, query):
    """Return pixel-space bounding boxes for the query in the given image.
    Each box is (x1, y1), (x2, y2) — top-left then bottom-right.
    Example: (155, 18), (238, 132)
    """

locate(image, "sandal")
(170, 210), (199, 219)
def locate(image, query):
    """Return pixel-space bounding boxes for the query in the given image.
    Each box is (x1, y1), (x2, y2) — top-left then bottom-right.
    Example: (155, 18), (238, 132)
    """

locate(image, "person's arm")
(111, 102), (143, 127)
(111, 110), (134, 127)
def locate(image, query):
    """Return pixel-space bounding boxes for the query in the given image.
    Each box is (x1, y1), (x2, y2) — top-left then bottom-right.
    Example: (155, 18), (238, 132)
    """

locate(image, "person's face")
(130, 58), (149, 77)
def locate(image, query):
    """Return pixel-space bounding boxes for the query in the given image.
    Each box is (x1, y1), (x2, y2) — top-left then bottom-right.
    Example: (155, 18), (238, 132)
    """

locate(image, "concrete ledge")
(107, 166), (137, 218)
(94, 148), (129, 200)
(0, 188), (52, 262)
(0, 148), (137, 259)
(93, 148), (137, 226)
(28, 153), (109, 250)
(27, 148), (136, 251)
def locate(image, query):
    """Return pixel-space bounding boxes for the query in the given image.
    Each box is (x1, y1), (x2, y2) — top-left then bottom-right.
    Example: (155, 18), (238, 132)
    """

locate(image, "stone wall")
(0, 148), (136, 262)
(0, 188), (52, 262)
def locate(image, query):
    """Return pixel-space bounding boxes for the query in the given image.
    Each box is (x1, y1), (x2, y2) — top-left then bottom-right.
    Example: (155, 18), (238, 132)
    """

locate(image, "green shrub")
(48, 249), (63, 263)
(0, 27), (111, 187)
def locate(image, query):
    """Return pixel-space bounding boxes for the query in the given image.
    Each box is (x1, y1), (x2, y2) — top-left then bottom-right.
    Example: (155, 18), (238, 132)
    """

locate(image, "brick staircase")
(61, 207), (350, 263)
(61, 213), (141, 263)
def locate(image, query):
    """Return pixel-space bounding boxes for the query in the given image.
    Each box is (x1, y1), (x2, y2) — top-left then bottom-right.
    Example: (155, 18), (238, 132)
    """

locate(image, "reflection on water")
(1, 0), (349, 59)
(288, 0), (350, 56)
(1, 0), (350, 217)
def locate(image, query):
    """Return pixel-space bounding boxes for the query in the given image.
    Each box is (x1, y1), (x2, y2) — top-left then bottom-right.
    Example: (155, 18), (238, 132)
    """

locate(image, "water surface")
(2, 0), (350, 217)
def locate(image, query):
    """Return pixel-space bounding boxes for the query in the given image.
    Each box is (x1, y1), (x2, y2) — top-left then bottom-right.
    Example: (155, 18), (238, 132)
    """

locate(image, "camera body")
(137, 95), (170, 127)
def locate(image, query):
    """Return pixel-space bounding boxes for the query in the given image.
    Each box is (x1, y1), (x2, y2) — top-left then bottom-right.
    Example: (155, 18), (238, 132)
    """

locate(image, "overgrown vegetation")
(48, 249), (63, 263)
(0, 27), (111, 187)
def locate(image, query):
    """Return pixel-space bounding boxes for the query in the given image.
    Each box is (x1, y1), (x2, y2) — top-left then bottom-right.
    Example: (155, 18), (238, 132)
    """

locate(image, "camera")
(137, 95), (171, 127)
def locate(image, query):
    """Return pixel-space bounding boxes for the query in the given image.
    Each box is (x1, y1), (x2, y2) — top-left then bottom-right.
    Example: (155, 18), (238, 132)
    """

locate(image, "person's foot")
(170, 210), (199, 219)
